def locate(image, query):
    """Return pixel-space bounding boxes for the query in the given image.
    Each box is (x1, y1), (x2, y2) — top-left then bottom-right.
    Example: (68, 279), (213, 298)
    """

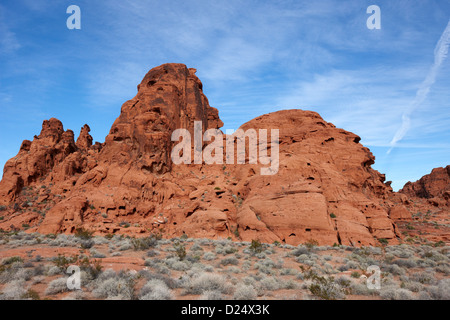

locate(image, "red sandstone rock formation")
(400, 166), (450, 206)
(2, 63), (442, 246)
(394, 167), (450, 243)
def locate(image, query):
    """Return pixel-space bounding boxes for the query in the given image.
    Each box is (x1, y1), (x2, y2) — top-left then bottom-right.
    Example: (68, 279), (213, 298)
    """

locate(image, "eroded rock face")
(229, 110), (399, 246)
(400, 166), (450, 206)
(0, 62), (430, 246)
(394, 167), (450, 243)
(102, 63), (222, 175)
(76, 124), (93, 151)
(0, 119), (79, 204)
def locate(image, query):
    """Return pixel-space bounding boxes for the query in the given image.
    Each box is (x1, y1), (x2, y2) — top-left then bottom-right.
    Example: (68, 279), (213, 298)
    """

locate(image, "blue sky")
(0, 0), (449, 191)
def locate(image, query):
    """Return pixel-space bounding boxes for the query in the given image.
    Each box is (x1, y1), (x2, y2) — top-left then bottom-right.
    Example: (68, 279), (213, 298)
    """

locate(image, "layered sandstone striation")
(0, 63), (438, 246)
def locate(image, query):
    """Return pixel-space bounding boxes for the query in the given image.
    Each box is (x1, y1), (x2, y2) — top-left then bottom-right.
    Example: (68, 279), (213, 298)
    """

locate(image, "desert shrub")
(380, 287), (414, 300)
(186, 254), (201, 263)
(131, 236), (159, 251)
(281, 279), (298, 290)
(259, 276), (280, 291)
(79, 238), (94, 249)
(93, 237), (109, 245)
(115, 238), (133, 251)
(292, 246), (309, 257)
(165, 257), (191, 271)
(241, 260), (252, 271)
(12, 268), (33, 282)
(89, 248), (106, 259)
(139, 279), (173, 300)
(215, 245), (225, 255)
(173, 241), (187, 260)
(255, 252), (267, 259)
(382, 263), (406, 276)
(388, 247), (413, 259)
(75, 228), (94, 240)
(146, 249), (159, 257)
(249, 239), (263, 254)
(368, 247), (383, 255)
(280, 268), (298, 276)
(304, 239), (319, 249)
(393, 259), (417, 268)
(222, 245), (238, 255)
(199, 290), (224, 300)
(154, 264), (171, 275)
(196, 238), (212, 246)
(203, 252), (216, 261)
(2, 256), (23, 266)
(417, 291), (432, 300)
(295, 253), (310, 264)
(308, 275), (345, 300)
(52, 254), (78, 270)
(32, 264), (45, 277)
(52, 254), (102, 280)
(224, 266), (239, 274)
(233, 284), (257, 300)
(92, 276), (136, 300)
(337, 264), (349, 272)
(80, 257), (103, 279)
(21, 289), (40, 300)
(118, 243), (132, 251)
(416, 258), (437, 268)
(435, 263), (450, 275)
(62, 291), (85, 300)
(202, 265), (213, 273)
(119, 221), (130, 228)
(350, 282), (379, 296)
(141, 272), (177, 289)
(0, 280), (27, 300)
(261, 258), (276, 268)
(180, 233), (189, 241)
(45, 277), (69, 295)
(335, 275), (352, 288)
(144, 258), (158, 268)
(220, 256), (239, 266)
(411, 271), (436, 284)
(322, 262), (337, 274)
(241, 276), (257, 287)
(402, 281), (423, 293)
(190, 242), (204, 252)
(344, 260), (360, 271)
(184, 273), (232, 295)
(96, 268), (116, 281)
(427, 279), (450, 300)
(253, 262), (275, 275)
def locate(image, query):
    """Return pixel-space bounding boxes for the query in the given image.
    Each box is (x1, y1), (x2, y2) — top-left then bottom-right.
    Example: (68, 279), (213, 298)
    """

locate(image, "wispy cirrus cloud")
(388, 19), (450, 153)
(274, 66), (429, 146)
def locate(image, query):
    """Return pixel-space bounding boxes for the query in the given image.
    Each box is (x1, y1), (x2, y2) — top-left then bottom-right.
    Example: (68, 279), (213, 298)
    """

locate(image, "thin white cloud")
(388, 19), (450, 153)
(275, 67), (427, 146)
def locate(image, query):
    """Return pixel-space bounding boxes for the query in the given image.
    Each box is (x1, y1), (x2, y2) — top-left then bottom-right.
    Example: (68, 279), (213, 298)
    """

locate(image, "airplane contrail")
(388, 19), (450, 154)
